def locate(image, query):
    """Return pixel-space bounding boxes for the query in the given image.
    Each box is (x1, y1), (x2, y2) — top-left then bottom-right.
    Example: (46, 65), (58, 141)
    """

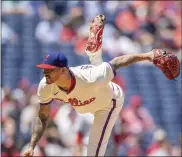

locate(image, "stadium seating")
(2, 13), (181, 146)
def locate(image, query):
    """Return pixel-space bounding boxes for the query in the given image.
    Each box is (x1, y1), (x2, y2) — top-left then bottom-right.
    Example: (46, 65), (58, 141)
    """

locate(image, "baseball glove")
(152, 49), (180, 80)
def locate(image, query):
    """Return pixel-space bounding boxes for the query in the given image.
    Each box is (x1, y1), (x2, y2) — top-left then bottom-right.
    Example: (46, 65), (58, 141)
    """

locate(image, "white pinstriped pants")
(87, 97), (124, 156)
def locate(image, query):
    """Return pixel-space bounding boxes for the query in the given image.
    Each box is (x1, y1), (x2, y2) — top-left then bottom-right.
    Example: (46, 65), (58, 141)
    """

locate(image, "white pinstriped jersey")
(37, 62), (124, 114)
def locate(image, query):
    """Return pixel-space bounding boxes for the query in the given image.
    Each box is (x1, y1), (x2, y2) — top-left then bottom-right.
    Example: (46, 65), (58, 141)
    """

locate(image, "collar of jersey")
(58, 69), (76, 94)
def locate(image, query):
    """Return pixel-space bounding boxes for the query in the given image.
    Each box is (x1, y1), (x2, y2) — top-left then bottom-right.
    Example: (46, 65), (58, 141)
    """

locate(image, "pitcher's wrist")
(29, 144), (35, 149)
(146, 51), (154, 61)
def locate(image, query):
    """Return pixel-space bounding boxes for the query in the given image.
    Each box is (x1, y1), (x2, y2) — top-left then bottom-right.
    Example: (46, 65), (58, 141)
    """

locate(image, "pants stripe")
(95, 99), (116, 156)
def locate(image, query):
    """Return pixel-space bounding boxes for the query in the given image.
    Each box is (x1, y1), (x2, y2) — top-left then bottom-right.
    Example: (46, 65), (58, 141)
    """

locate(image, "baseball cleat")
(86, 14), (106, 53)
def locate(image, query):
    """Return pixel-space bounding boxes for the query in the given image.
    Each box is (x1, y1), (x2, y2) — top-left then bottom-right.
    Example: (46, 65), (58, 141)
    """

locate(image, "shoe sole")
(86, 15), (105, 53)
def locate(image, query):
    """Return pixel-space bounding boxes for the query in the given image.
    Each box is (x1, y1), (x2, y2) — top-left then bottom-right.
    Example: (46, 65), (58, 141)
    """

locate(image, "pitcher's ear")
(61, 67), (67, 73)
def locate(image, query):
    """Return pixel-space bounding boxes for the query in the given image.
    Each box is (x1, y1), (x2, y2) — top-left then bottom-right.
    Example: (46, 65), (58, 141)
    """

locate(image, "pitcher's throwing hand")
(21, 147), (34, 157)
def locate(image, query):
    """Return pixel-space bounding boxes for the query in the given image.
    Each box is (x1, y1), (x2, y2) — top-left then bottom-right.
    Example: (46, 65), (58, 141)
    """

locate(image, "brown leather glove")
(153, 49), (180, 80)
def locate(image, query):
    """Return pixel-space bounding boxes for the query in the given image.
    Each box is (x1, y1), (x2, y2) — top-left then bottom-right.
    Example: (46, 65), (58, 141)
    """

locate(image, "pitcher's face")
(43, 68), (62, 84)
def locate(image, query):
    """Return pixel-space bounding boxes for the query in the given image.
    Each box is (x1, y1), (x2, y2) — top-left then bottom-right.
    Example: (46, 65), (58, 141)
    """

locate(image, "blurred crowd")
(1, 81), (181, 156)
(1, 0), (182, 156)
(2, 0), (182, 59)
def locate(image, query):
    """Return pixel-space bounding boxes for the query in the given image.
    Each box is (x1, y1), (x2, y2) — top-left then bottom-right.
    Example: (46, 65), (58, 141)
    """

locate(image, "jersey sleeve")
(37, 77), (53, 105)
(80, 62), (116, 87)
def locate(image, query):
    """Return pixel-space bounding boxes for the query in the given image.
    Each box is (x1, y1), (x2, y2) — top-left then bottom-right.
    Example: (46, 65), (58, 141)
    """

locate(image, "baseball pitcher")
(22, 15), (180, 157)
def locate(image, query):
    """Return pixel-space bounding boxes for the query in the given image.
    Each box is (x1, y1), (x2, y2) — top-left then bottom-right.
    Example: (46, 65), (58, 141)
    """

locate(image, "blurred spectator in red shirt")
(146, 129), (172, 156)
(126, 95), (156, 132)
(117, 134), (142, 156)
(112, 74), (126, 93)
(115, 9), (139, 38)
(1, 116), (20, 157)
(60, 6), (84, 44)
(113, 95), (156, 152)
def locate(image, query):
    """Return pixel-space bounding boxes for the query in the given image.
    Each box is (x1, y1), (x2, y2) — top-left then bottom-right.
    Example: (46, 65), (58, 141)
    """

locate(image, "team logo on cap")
(44, 54), (49, 61)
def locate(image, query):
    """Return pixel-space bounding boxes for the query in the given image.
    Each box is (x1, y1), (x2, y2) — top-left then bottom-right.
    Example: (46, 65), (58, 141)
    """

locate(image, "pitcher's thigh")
(87, 99), (122, 156)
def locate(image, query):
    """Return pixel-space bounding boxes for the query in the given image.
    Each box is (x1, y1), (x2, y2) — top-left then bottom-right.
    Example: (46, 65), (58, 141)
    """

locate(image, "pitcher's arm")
(109, 51), (154, 70)
(29, 104), (50, 149)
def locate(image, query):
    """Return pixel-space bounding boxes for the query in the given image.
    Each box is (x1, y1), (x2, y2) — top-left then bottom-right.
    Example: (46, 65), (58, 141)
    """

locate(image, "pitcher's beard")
(45, 77), (53, 84)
